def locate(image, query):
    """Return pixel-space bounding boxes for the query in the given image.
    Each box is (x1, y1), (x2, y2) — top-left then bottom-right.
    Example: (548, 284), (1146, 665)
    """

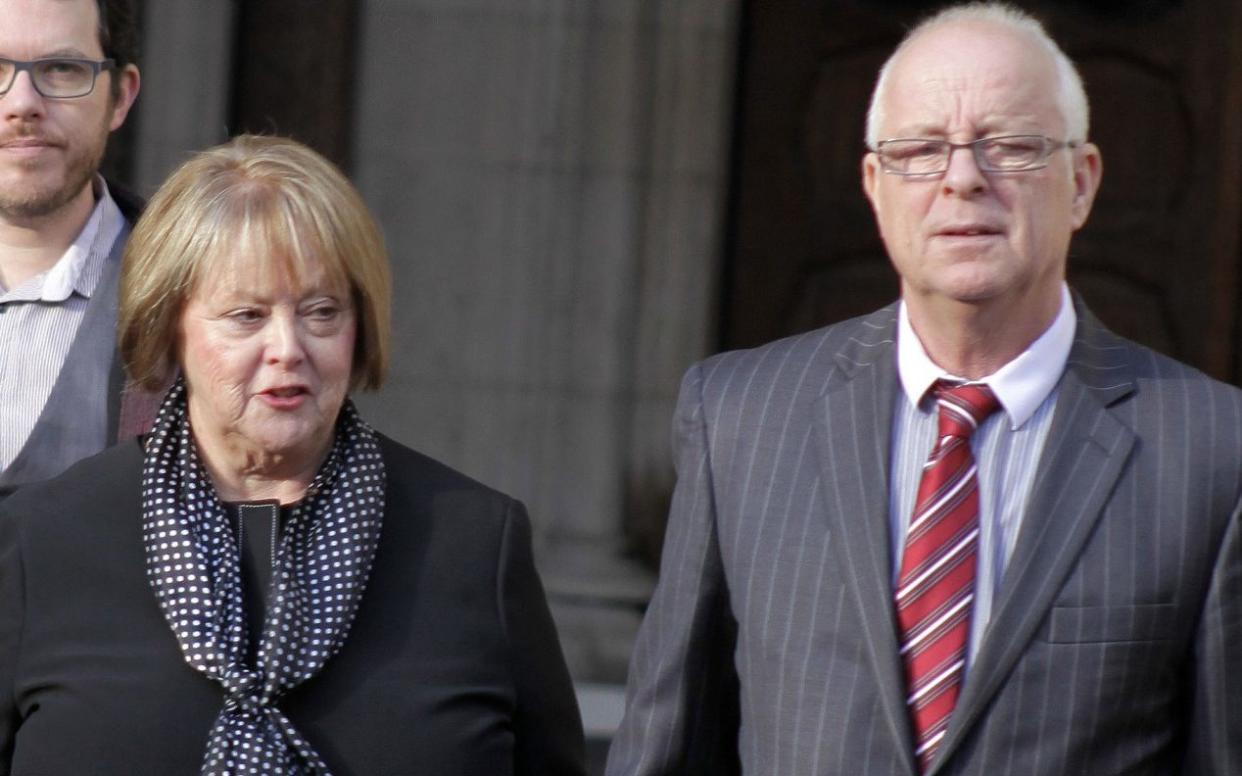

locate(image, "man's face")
(862, 21), (1101, 322)
(0, 0), (139, 222)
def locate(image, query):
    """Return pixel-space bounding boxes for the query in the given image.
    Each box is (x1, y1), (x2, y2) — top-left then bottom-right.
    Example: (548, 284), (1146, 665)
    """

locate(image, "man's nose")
(1, 71), (46, 120)
(940, 143), (988, 196)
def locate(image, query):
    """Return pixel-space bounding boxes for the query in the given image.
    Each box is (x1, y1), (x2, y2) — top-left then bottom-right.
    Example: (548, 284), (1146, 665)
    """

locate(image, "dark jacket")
(0, 434), (587, 775)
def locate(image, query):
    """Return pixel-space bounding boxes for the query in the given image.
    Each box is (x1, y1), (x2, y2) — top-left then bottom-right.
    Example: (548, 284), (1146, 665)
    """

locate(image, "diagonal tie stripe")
(896, 380), (998, 773)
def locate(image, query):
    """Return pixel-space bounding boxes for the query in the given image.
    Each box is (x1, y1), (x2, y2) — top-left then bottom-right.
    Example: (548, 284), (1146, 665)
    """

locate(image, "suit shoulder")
(689, 305), (898, 398)
(1087, 327), (1242, 400)
(1139, 347), (1242, 424)
(1142, 345), (1240, 395)
(1070, 323), (1242, 448)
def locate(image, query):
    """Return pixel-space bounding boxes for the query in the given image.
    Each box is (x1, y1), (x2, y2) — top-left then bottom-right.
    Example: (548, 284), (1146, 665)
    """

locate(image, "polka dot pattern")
(141, 379), (386, 775)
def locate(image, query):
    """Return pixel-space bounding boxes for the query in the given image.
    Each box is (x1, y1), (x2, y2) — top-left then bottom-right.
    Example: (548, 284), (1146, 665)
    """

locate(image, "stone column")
(351, 0), (740, 683)
(131, 0), (235, 194)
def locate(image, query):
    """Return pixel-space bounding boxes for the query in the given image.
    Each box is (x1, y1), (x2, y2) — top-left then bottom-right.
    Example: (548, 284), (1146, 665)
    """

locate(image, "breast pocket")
(1045, 603), (1178, 644)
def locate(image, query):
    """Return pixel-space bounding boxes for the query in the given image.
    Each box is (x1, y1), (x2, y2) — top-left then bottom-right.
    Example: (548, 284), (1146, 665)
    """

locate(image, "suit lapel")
(930, 306), (1137, 772)
(810, 305), (918, 775)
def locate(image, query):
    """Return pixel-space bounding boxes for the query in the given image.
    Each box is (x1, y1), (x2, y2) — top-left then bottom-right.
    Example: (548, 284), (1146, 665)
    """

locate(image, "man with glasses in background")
(0, 0), (141, 501)
(608, 3), (1241, 774)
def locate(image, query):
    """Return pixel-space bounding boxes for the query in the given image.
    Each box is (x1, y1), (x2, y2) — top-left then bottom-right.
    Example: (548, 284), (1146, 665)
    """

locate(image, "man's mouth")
(937, 226), (1002, 237)
(0, 135), (57, 150)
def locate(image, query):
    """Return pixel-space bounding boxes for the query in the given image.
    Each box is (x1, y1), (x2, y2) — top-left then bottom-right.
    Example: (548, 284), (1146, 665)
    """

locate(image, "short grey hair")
(864, 2), (1089, 147)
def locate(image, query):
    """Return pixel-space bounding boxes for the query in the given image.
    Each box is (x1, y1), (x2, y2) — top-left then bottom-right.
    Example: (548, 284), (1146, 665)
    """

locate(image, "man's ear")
(108, 65), (141, 132)
(863, 152), (882, 213)
(1070, 142), (1102, 230)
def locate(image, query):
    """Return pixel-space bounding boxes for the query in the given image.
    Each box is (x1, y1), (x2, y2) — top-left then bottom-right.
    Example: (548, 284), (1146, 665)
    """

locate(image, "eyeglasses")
(872, 135), (1078, 176)
(0, 58), (116, 99)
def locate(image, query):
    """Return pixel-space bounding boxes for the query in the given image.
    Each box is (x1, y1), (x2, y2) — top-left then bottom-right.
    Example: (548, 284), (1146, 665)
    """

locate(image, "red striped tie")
(895, 381), (999, 772)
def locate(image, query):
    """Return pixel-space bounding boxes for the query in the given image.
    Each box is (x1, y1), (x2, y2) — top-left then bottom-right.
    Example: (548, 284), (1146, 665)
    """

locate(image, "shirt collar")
(35, 176), (122, 302)
(897, 284), (1076, 429)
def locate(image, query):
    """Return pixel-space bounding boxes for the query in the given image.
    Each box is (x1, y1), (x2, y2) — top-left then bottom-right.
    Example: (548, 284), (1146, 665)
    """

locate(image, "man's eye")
(39, 60), (89, 78)
(908, 142), (943, 158)
(888, 141), (943, 160)
(987, 138), (1042, 156)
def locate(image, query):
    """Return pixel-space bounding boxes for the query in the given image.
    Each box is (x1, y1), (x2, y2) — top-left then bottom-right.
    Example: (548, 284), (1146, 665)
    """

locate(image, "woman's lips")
(258, 386), (309, 409)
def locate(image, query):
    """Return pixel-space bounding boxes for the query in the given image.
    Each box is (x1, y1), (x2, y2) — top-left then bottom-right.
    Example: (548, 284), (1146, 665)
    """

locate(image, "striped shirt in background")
(890, 284), (1076, 669)
(0, 179), (123, 472)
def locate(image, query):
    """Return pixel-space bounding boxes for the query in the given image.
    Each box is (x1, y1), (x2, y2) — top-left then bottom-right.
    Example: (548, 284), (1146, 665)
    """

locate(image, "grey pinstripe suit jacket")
(607, 300), (1242, 776)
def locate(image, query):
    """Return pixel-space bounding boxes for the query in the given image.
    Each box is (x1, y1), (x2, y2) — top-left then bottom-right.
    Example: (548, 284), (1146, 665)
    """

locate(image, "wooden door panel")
(726, 0), (1242, 382)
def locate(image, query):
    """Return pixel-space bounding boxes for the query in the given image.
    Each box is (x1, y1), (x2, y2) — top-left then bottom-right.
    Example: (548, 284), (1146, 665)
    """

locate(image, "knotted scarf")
(141, 379), (385, 774)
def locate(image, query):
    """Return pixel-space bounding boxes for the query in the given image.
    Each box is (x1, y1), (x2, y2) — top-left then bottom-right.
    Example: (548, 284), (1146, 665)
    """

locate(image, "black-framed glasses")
(0, 58), (116, 99)
(872, 134), (1079, 176)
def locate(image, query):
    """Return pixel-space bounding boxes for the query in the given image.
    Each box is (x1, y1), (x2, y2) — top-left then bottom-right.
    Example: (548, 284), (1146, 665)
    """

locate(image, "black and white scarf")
(141, 379), (386, 775)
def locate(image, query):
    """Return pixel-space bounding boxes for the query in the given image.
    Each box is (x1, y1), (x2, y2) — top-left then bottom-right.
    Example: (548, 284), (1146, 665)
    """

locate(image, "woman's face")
(178, 250), (356, 474)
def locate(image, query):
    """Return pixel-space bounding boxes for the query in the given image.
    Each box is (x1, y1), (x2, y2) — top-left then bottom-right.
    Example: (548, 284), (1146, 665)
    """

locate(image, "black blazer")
(0, 434), (587, 775)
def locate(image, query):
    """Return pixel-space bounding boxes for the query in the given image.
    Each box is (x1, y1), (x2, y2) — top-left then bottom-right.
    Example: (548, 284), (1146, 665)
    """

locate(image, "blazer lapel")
(810, 304), (918, 775)
(930, 306), (1137, 772)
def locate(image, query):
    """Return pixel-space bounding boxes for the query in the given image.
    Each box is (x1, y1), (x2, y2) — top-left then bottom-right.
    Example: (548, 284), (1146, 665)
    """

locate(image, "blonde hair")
(865, 2), (1089, 147)
(119, 134), (391, 391)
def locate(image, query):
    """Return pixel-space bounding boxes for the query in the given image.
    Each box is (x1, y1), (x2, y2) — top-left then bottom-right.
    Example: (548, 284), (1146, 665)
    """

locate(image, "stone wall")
(133, 0), (741, 684)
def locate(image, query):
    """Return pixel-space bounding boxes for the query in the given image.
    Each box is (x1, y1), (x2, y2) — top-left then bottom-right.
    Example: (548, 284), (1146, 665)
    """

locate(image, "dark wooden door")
(230, 0), (360, 170)
(724, 0), (1242, 383)
(104, 0), (361, 182)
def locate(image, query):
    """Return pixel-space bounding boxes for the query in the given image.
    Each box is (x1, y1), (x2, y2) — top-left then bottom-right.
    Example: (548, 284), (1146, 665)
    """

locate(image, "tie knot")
(933, 380), (999, 439)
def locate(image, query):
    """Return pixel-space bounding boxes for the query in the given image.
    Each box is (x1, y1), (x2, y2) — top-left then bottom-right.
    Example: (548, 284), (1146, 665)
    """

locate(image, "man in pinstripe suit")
(607, 4), (1242, 775)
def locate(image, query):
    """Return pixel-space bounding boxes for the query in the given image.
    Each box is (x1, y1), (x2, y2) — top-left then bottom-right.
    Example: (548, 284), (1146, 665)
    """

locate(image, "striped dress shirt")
(0, 180), (123, 472)
(890, 285), (1075, 667)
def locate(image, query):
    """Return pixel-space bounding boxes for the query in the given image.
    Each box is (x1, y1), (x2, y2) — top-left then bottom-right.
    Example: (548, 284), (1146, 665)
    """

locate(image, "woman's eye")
(227, 309), (262, 324)
(307, 305), (339, 321)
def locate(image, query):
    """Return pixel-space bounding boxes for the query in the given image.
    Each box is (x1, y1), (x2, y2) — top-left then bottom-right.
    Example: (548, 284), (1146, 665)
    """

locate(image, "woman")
(0, 135), (586, 775)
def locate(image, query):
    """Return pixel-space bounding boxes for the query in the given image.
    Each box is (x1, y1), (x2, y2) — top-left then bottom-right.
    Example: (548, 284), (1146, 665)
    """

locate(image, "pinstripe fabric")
(0, 183), (122, 471)
(606, 299), (1242, 776)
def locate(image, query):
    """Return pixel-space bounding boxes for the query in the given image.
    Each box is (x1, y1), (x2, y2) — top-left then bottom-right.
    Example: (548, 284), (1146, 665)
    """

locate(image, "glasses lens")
(978, 136), (1048, 170)
(880, 140), (948, 174)
(33, 59), (94, 97)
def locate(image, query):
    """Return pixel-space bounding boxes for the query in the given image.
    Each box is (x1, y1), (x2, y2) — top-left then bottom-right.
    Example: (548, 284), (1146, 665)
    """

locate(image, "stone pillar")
(350, 1), (740, 683)
(131, 0), (235, 195)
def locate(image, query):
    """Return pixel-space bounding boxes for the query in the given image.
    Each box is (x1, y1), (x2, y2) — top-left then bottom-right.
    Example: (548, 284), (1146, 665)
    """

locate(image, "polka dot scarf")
(141, 379), (386, 775)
